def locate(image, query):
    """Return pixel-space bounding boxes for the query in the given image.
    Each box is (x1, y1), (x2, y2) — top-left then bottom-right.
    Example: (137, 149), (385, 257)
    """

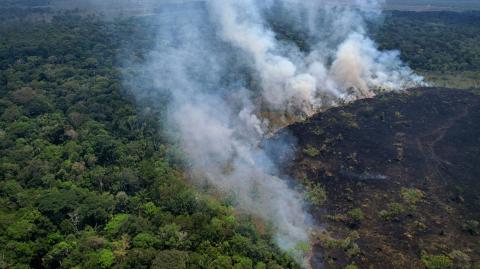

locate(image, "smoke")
(141, 3), (311, 254)
(208, 0), (423, 114)
(121, 0), (425, 266)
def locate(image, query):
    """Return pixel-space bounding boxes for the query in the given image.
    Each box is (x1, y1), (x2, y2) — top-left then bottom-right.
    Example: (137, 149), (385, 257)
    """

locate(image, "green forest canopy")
(0, 15), (301, 269)
(1, 7), (480, 269)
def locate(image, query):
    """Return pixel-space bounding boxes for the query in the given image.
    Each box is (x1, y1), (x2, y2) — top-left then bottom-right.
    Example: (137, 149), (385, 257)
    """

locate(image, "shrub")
(345, 263), (359, 269)
(339, 112), (359, 129)
(401, 188), (424, 205)
(312, 126), (325, 135)
(414, 220), (428, 232)
(379, 203), (404, 221)
(303, 145), (320, 157)
(304, 182), (327, 207)
(421, 253), (453, 269)
(347, 208), (365, 227)
(321, 231), (361, 258)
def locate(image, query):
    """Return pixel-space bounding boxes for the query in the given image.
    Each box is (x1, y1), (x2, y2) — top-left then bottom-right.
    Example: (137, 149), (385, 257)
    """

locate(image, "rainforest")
(0, 1), (479, 269)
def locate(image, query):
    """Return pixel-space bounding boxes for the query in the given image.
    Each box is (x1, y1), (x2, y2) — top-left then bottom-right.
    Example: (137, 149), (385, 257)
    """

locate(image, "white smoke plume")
(208, 0), (423, 115)
(143, 4), (311, 255)
(122, 0), (425, 266)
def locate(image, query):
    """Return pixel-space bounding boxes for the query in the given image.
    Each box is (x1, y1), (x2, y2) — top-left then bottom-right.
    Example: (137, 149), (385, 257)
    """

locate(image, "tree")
(151, 250), (188, 269)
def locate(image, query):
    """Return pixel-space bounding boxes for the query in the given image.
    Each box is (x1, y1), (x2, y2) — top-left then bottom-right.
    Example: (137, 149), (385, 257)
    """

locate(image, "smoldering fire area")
(119, 0), (425, 266)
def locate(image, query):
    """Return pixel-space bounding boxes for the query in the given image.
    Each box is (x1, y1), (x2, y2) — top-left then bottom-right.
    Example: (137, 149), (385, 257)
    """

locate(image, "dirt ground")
(277, 88), (480, 268)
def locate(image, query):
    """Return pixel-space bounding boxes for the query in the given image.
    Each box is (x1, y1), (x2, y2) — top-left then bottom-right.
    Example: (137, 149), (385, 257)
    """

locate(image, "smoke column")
(208, 0), (423, 115)
(124, 0), (425, 266)
(143, 2), (311, 255)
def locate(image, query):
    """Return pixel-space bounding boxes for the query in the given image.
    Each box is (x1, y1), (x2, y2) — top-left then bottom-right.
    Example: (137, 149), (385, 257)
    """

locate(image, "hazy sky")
(42, 0), (480, 12)
(4, 0), (480, 9)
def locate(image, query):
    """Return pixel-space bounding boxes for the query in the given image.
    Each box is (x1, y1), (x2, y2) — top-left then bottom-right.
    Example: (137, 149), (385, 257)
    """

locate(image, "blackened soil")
(280, 88), (480, 269)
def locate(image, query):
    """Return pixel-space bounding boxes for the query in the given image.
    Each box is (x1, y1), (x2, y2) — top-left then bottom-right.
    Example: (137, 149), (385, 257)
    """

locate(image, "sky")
(6, 0), (477, 12)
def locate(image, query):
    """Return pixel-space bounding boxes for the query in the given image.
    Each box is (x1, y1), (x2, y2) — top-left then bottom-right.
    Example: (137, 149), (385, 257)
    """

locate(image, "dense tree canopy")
(0, 14), (299, 269)
(371, 11), (480, 72)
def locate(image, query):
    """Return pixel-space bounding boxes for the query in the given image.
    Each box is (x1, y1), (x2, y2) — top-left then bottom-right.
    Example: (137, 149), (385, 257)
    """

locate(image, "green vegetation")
(320, 231), (361, 259)
(401, 188), (424, 205)
(0, 15), (299, 268)
(338, 112), (359, 129)
(303, 181), (327, 207)
(401, 187), (425, 212)
(371, 11), (480, 89)
(346, 208), (364, 227)
(379, 202), (404, 221)
(303, 145), (320, 158)
(421, 252), (454, 269)
(328, 208), (364, 229)
(373, 11), (480, 72)
(376, 188), (425, 223)
(344, 263), (358, 269)
(311, 126), (325, 136)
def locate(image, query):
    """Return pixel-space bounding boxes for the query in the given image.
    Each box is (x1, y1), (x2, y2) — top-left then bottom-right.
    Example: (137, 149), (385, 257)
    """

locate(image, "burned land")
(275, 88), (480, 268)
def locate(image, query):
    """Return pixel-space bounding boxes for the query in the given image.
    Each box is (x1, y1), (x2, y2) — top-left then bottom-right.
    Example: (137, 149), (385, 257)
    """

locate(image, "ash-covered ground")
(272, 87), (480, 268)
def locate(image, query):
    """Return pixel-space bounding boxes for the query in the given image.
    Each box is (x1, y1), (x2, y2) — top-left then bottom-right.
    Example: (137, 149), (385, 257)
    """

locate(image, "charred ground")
(275, 87), (480, 268)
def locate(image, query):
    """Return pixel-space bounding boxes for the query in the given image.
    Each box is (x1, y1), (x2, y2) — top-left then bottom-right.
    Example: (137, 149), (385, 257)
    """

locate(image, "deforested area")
(0, 1), (479, 269)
